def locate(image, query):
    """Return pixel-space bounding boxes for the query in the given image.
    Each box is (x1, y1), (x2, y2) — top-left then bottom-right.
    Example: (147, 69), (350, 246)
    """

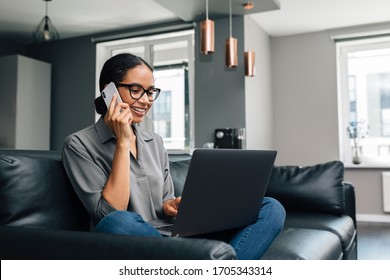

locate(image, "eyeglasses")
(115, 83), (161, 101)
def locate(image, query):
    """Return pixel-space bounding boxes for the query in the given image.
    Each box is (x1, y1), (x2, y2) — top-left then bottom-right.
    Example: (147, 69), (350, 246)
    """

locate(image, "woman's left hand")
(163, 197), (181, 217)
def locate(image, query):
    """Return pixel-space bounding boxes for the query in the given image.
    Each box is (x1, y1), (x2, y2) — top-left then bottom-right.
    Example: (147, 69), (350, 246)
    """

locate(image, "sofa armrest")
(343, 182), (357, 227)
(0, 226), (236, 260)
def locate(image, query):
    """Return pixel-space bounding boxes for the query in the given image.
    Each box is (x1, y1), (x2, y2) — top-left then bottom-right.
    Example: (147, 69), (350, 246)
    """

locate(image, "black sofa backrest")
(0, 150), (193, 231)
(168, 156), (191, 197)
(267, 161), (346, 215)
(0, 150), (90, 231)
(1, 150), (355, 232)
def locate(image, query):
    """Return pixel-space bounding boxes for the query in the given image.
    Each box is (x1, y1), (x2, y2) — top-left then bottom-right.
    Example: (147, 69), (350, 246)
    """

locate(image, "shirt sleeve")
(62, 134), (116, 224)
(162, 149), (175, 203)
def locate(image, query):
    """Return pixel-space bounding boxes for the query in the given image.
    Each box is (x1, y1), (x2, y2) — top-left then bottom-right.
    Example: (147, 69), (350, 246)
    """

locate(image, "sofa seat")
(261, 227), (343, 260)
(285, 211), (357, 259)
(0, 225), (235, 260)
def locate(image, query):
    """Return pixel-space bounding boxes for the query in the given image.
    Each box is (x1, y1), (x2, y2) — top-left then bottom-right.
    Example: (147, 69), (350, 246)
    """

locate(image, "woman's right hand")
(104, 94), (133, 143)
(102, 94), (133, 210)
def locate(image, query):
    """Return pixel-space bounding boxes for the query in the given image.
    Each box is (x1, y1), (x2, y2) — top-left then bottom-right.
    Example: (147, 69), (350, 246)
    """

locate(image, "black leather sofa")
(0, 149), (357, 260)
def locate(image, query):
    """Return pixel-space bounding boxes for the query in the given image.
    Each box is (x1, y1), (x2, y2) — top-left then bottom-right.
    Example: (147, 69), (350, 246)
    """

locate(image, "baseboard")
(356, 213), (390, 223)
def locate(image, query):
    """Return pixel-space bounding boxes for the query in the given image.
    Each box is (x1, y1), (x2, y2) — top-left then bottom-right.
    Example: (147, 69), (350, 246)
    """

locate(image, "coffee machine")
(214, 128), (245, 149)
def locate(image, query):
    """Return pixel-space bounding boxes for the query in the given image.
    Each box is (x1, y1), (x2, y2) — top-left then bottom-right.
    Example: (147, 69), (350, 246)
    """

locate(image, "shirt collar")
(132, 123), (154, 143)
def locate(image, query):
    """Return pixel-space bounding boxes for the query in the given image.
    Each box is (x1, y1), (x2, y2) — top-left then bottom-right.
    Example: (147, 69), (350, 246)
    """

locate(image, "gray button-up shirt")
(62, 117), (175, 226)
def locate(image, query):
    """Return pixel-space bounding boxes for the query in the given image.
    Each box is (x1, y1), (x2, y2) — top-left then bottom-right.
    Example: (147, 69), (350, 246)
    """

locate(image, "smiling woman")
(60, 52), (286, 261)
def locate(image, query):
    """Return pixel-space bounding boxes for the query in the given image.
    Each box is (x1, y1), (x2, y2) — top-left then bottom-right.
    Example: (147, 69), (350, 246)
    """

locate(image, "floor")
(357, 222), (390, 260)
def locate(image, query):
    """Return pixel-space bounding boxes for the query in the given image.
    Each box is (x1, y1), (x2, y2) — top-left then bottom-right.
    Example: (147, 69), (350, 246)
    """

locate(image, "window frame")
(337, 36), (390, 167)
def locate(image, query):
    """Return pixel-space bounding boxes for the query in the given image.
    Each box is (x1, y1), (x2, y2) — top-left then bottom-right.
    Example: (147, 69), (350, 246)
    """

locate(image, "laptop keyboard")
(155, 224), (174, 233)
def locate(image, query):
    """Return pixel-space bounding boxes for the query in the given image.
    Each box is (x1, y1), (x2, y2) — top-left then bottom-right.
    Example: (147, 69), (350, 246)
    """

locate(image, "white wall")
(271, 22), (390, 167)
(271, 31), (340, 166)
(244, 16), (274, 150)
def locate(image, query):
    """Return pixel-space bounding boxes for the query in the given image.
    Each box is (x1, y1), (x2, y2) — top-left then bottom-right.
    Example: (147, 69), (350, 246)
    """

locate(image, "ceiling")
(1, 0), (390, 45)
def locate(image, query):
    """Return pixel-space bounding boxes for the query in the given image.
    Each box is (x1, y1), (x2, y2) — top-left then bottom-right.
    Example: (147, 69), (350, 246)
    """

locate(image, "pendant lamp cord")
(229, 0), (232, 37)
(206, 0), (209, 20)
(45, 0), (48, 17)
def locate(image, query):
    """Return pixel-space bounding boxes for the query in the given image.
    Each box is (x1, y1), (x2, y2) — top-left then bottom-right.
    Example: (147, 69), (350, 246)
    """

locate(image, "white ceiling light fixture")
(33, 0), (60, 42)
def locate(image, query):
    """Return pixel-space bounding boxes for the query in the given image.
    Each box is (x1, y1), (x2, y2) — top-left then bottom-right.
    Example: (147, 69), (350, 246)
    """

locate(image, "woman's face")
(117, 64), (155, 124)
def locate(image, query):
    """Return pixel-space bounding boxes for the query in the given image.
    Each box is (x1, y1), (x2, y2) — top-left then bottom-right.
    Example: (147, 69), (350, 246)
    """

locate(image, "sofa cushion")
(285, 211), (356, 259)
(261, 227), (343, 260)
(0, 152), (89, 231)
(266, 161), (345, 215)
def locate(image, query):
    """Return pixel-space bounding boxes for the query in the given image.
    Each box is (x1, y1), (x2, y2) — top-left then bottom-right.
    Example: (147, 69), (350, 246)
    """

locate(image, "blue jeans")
(94, 197), (285, 260)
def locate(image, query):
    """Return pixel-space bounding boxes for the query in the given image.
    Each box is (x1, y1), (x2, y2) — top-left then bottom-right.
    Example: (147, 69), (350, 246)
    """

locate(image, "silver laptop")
(149, 148), (277, 237)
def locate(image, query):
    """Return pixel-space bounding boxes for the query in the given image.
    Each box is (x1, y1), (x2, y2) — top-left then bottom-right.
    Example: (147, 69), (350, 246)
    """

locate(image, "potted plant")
(346, 120), (368, 164)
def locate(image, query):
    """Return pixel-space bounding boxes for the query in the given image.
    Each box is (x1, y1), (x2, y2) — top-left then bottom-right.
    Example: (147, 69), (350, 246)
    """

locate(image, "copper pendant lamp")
(225, 0), (238, 67)
(244, 50), (255, 77)
(200, 0), (214, 54)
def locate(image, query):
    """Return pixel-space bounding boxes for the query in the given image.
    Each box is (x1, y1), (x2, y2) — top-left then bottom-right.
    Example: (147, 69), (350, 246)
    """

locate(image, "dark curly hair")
(94, 53), (153, 115)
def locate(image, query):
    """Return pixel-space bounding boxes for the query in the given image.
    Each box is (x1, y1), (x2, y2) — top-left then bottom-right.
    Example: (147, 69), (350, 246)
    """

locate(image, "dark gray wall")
(0, 38), (26, 56)
(1, 17), (246, 151)
(194, 16), (246, 148)
(25, 37), (97, 151)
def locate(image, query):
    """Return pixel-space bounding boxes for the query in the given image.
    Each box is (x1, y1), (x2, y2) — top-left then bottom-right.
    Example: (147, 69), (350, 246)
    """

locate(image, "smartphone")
(101, 82), (123, 109)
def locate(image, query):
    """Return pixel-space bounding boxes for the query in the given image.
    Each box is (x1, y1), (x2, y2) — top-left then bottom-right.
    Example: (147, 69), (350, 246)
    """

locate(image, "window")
(337, 36), (390, 165)
(95, 30), (194, 152)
